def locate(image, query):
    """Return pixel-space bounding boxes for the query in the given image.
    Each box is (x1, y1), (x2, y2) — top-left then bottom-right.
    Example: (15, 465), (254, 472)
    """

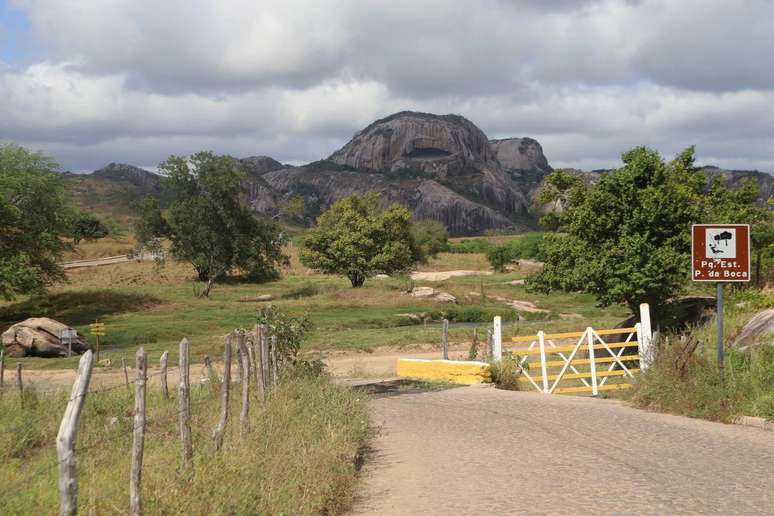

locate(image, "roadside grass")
(1, 252), (627, 371)
(0, 373), (369, 515)
(629, 290), (774, 421)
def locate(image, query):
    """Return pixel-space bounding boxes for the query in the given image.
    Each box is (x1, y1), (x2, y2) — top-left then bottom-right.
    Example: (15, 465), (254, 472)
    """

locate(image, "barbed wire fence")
(0, 323), (279, 516)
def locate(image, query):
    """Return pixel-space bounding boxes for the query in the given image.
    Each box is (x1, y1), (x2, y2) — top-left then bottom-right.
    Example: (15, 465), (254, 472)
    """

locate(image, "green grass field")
(0, 235), (637, 372)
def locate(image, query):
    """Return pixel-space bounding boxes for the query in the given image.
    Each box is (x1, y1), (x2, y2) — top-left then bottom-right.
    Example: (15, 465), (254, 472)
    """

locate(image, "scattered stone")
(1, 317), (90, 358)
(732, 309), (774, 351)
(409, 286), (437, 298)
(508, 279), (525, 286)
(559, 313), (584, 320)
(411, 270), (493, 282)
(374, 274), (390, 279)
(255, 294), (274, 301)
(434, 292), (457, 304)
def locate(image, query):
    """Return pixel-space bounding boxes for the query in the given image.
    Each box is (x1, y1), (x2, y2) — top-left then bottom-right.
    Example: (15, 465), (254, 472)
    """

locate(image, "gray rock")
(434, 292), (457, 304)
(489, 137), (551, 174)
(409, 286), (437, 298)
(254, 294), (274, 302)
(733, 309), (774, 351)
(1, 318), (90, 358)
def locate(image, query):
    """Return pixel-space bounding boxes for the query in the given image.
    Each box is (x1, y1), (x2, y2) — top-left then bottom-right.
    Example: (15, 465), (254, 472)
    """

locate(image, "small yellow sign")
(90, 322), (106, 336)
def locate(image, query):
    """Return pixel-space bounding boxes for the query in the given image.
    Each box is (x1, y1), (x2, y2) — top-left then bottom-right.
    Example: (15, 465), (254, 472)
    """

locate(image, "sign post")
(89, 321), (106, 362)
(60, 329), (78, 358)
(692, 224), (750, 375)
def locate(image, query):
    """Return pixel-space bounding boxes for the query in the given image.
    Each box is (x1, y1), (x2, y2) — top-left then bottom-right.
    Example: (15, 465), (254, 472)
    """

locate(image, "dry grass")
(62, 235), (138, 260)
(0, 372), (369, 515)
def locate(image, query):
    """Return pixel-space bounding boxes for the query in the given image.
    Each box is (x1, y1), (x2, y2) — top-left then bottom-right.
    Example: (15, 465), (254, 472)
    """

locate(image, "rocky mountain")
(92, 162), (163, 192)
(63, 111), (773, 234)
(254, 111), (535, 234)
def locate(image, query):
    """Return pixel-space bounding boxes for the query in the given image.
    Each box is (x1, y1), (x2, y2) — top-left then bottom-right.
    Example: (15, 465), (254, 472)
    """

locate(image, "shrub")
(486, 245), (518, 272)
(489, 353), (525, 390)
(256, 305), (313, 364)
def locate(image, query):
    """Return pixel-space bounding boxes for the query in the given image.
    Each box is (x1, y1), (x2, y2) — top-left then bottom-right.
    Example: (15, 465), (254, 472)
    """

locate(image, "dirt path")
(350, 385), (774, 515)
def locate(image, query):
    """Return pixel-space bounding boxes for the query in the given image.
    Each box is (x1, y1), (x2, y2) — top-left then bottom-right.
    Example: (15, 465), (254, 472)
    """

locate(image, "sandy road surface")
(351, 385), (774, 515)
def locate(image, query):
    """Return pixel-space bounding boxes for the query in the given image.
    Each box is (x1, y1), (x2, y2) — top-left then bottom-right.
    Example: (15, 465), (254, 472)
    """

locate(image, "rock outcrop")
(2, 318), (90, 358)
(732, 309), (774, 351)
(490, 137), (551, 174)
(93, 163), (162, 192)
(240, 156), (285, 177)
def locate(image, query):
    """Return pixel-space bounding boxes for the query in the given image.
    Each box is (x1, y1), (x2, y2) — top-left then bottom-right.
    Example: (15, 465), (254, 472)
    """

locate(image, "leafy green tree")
(147, 151), (287, 297)
(279, 195), (306, 222)
(0, 144), (74, 299)
(487, 245), (518, 272)
(70, 213), (109, 245)
(411, 219), (449, 261)
(527, 146), (712, 317)
(300, 194), (418, 287)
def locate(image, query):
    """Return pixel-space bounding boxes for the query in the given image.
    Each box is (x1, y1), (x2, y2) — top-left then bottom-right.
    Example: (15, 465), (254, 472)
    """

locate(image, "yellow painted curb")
(396, 358), (492, 385)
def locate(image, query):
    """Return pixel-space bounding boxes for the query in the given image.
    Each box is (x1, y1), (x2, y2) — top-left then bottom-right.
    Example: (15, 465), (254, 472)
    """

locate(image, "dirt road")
(351, 385), (773, 515)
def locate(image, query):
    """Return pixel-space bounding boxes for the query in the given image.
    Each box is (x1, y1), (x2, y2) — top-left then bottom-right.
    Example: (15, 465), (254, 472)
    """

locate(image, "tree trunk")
(200, 276), (216, 297)
(195, 266), (209, 282)
(755, 250), (762, 287)
(348, 273), (366, 288)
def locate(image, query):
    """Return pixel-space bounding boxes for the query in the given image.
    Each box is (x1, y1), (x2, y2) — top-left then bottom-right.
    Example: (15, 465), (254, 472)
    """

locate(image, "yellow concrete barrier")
(396, 359), (492, 385)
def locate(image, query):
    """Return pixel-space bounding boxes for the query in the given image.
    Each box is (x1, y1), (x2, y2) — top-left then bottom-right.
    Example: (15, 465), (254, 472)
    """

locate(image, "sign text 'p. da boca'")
(691, 224), (750, 282)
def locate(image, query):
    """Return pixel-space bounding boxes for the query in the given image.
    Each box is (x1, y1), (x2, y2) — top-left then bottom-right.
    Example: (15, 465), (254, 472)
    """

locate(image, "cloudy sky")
(1, 0), (773, 173)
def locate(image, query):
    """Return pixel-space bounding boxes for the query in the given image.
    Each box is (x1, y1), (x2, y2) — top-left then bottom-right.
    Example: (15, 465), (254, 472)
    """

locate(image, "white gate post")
(538, 331), (549, 393)
(493, 316), (502, 362)
(639, 303), (653, 370)
(586, 328), (598, 396)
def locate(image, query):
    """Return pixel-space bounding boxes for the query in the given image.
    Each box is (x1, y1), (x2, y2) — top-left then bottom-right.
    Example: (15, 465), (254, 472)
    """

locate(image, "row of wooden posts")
(440, 319), (494, 361)
(54, 324), (278, 516)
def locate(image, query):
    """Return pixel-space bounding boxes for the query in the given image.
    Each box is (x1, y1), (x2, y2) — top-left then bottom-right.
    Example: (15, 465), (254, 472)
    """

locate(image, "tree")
(146, 151), (287, 297)
(300, 193), (418, 287)
(527, 146), (713, 317)
(487, 245), (518, 272)
(0, 144), (74, 299)
(411, 219), (448, 261)
(70, 213), (109, 245)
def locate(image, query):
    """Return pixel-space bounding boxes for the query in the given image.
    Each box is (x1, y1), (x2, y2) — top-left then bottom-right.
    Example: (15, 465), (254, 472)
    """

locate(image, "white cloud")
(1, 0), (773, 172)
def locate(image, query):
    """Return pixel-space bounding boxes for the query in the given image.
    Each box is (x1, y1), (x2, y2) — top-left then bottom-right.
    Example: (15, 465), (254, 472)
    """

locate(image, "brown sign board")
(691, 224), (750, 282)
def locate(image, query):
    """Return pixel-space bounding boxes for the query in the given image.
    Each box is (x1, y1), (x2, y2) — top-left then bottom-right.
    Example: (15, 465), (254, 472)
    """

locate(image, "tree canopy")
(527, 146), (765, 317)
(300, 193), (418, 287)
(136, 151), (287, 296)
(0, 144), (75, 299)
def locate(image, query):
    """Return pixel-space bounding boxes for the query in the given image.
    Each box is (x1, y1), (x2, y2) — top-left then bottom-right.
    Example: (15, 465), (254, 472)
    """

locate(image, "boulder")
(732, 309), (774, 351)
(1, 318), (90, 358)
(254, 294), (275, 301)
(434, 292), (457, 304)
(409, 286), (437, 298)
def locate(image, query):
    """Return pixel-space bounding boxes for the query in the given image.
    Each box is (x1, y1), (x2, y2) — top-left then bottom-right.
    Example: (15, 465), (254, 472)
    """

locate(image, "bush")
(486, 245), (518, 272)
(256, 305), (313, 364)
(489, 353), (525, 390)
(441, 305), (518, 323)
(445, 239), (493, 254)
(630, 343), (774, 421)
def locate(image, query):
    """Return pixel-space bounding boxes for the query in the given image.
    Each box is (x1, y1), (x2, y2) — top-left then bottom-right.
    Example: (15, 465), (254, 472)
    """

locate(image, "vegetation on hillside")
(301, 193), (419, 287)
(0, 144), (113, 300)
(135, 151), (288, 297)
(528, 146), (770, 318)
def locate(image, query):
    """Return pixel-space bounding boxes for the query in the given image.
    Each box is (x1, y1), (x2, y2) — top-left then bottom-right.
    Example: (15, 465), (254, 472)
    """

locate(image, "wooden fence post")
(442, 319), (449, 360)
(16, 363), (22, 402)
(178, 339), (192, 467)
(212, 333), (232, 450)
(203, 355), (217, 394)
(122, 358), (130, 394)
(129, 348), (147, 516)
(236, 332), (250, 435)
(487, 330), (493, 360)
(56, 350), (94, 516)
(253, 325), (266, 400)
(259, 325), (270, 392)
(0, 349), (5, 392)
(159, 351), (169, 400)
(246, 332), (259, 395)
(270, 335), (278, 385)
(235, 344), (244, 386)
(493, 316), (503, 362)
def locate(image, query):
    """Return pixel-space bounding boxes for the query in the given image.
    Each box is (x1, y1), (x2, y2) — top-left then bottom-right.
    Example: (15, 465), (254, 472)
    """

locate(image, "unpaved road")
(351, 385), (773, 515)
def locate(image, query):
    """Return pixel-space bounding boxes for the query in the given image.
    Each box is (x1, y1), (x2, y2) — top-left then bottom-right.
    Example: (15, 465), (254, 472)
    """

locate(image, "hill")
(61, 111), (773, 234)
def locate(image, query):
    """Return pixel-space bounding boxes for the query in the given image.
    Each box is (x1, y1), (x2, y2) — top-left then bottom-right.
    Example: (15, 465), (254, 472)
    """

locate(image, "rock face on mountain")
(700, 166), (773, 207)
(93, 163), (162, 191)
(490, 137), (551, 174)
(269, 111), (530, 234)
(240, 156), (285, 177)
